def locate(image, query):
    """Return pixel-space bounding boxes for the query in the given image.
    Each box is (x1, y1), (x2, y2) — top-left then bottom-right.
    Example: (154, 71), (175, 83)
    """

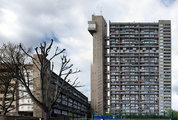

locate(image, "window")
(88, 24), (96, 29)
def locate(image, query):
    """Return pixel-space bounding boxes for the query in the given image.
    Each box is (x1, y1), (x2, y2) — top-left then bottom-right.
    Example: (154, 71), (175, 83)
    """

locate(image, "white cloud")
(0, 0), (178, 110)
(0, 8), (19, 41)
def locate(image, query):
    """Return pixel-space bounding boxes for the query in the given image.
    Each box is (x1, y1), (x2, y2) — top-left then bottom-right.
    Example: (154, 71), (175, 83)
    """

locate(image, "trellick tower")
(88, 15), (171, 115)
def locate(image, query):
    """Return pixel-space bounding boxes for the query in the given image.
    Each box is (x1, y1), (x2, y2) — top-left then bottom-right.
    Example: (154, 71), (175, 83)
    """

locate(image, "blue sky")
(161, 0), (176, 6)
(0, 0), (178, 110)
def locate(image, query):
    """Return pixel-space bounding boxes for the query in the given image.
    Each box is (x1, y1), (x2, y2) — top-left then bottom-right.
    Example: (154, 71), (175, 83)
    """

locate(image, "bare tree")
(0, 40), (80, 120)
(0, 43), (28, 115)
(0, 66), (18, 115)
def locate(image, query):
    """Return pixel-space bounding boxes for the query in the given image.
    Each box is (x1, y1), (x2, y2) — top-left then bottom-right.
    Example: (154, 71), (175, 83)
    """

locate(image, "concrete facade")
(88, 15), (171, 115)
(89, 15), (107, 115)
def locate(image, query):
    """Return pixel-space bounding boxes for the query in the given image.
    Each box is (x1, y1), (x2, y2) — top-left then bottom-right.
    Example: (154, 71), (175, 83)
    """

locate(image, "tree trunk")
(43, 111), (50, 120)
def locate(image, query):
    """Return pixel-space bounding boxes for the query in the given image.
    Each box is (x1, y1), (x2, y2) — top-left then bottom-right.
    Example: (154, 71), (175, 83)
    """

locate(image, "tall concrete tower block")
(88, 15), (171, 116)
(88, 15), (107, 115)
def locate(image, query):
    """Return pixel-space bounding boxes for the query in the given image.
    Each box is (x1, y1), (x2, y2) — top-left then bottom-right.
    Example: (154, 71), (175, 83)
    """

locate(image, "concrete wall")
(89, 15), (107, 115)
